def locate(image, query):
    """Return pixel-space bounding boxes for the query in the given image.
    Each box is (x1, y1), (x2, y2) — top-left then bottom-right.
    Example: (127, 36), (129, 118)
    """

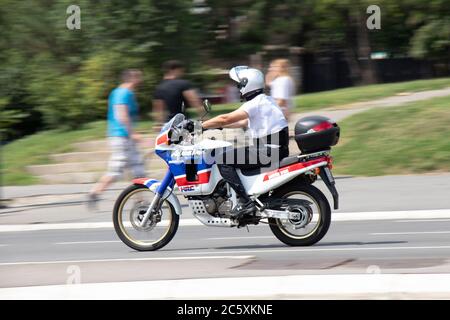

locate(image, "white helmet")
(229, 66), (264, 98)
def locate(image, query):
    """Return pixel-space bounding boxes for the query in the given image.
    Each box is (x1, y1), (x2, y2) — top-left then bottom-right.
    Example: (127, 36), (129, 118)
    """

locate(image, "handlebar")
(168, 119), (225, 145)
(202, 127), (223, 132)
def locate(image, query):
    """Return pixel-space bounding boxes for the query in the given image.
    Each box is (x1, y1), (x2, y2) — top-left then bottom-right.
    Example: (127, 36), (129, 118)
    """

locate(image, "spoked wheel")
(269, 184), (331, 246)
(113, 184), (179, 251)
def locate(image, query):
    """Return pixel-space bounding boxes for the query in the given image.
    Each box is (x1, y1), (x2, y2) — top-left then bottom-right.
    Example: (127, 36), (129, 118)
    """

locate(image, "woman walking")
(265, 59), (296, 121)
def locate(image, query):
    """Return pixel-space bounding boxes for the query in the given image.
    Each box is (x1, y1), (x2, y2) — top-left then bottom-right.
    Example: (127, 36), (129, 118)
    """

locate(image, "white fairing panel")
(238, 161), (328, 196)
(200, 165), (223, 194)
(176, 164), (223, 196)
(195, 139), (233, 150)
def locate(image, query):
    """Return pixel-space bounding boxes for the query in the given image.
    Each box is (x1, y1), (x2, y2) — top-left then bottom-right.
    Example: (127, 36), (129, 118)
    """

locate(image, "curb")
(2, 273), (450, 299)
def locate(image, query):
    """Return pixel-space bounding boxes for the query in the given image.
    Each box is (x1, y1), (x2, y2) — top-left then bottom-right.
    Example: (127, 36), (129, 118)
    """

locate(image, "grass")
(1, 77), (449, 185)
(332, 95), (450, 176)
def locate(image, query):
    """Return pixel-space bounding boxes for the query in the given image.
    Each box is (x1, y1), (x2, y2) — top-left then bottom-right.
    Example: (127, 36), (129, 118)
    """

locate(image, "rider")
(202, 66), (289, 218)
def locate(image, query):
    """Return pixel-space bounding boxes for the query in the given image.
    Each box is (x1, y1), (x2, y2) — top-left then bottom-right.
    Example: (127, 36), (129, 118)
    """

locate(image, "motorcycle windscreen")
(160, 113), (185, 133)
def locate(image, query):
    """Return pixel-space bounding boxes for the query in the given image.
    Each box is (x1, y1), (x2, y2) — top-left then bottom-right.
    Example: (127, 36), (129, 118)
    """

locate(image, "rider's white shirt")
(239, 94), (288, 139)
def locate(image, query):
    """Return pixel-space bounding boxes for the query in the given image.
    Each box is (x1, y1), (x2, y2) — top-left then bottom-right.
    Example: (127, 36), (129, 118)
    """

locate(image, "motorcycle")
(113, 101), (340, 251)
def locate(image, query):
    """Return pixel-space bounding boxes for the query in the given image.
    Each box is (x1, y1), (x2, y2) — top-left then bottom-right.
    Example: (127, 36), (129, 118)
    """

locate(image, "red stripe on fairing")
(156, 131), (169, 146)
(175, 171), (211, 186)
(133, 178), (149, 185)
(263, 157), (330, 182)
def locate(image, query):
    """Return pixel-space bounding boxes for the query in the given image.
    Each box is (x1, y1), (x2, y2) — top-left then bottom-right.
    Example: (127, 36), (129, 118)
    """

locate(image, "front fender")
(132, 178), (182, 215)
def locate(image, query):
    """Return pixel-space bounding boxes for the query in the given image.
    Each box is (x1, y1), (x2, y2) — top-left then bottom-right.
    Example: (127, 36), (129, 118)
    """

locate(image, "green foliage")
(0, 98), (25, 137)
(1, 0), (449, 141)
(0, 0), (202, 137)
(411, 19), (450, 60)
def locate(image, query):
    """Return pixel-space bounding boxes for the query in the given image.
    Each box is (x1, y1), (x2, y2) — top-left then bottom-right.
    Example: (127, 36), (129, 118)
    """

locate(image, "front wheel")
(269, 183), (331, 246)
(113, 184), (179, 251)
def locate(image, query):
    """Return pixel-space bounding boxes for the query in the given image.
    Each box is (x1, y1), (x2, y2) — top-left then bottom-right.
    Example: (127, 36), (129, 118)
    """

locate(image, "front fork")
(139, 171), (175, 227)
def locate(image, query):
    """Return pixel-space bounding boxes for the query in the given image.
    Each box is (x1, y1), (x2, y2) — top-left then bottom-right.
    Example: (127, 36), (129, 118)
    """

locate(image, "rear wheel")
(269, 183), (331, 246)
(113, 184), (179, 251)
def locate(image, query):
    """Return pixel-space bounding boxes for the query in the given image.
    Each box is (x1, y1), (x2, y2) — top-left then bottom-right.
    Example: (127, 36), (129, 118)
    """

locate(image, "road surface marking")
(332, 209), (450, 221)
(182, 245), (450, 256)
(395, 219), (450, 223)
(205, 236), (274, 240)
(0, 255), (255, 266)
(2, 273), (450, 299)
(2, 209), (450, 232)
(54, 240), (121, 245)
(371, 231), (450, 235)
(54, 237), (273, 244)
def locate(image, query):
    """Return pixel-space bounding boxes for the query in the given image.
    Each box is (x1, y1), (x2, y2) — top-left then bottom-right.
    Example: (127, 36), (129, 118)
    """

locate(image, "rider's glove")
(180, 120), (195, 132)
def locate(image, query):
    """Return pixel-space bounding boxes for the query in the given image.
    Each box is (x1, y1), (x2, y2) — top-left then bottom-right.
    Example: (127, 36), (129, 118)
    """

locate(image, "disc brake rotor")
(286, 205), (313, 229)
(129, 201), (161, 232)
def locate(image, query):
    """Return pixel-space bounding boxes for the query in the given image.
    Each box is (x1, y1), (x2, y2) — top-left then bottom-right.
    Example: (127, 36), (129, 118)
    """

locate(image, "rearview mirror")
(203, 99), (211, 112)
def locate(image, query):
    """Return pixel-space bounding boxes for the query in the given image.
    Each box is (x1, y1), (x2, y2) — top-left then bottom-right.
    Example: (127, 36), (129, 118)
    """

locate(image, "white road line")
(332, 209), (450, 221)
(2, 274), (450, 299)
(2, 209), (450, 233)
(0, 220), (200, 233)
(395, 219), (450, 223)
(205, 236), (274, 240)
(54, 240), (121, 245)
(183, 245), (450, 256)
(54, 237), (273, 244)
(372, 231), (450, 236)
(0, 255), (255, 267)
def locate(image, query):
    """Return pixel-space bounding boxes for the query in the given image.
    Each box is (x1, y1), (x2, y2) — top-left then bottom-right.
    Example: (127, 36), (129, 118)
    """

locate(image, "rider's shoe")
(86, 193), (99, 211)
(229, 200), (257, 219)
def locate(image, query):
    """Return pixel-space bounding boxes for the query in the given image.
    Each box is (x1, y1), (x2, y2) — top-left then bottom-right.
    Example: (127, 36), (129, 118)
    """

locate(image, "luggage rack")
(297, 149), (331, 162)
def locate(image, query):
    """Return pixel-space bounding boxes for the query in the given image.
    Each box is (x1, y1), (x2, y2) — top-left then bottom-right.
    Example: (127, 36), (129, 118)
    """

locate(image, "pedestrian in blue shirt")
(88, 69), (145, 209)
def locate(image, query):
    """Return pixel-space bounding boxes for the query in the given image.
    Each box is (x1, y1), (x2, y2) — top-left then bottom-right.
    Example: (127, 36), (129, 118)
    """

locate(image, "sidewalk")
(1, 173), (450, 225)
(288, 87), (450, 126)
(3, 273), (450, 299)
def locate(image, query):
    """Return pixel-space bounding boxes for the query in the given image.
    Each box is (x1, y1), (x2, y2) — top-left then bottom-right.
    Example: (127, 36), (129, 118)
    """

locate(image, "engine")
(188, 182), (234, 217)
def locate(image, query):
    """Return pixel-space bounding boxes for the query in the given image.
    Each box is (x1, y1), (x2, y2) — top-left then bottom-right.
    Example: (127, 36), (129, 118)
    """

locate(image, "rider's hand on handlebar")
(180, 120), (195, 132)
(201, 125), (223, 132)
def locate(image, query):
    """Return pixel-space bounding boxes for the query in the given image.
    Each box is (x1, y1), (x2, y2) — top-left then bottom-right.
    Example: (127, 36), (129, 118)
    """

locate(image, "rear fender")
(241, 157), (329, 196)
(132, 178), (182, 215)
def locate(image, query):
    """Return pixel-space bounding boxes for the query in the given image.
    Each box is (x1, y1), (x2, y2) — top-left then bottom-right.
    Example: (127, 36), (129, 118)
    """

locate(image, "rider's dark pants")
(217, 127), (289, 202)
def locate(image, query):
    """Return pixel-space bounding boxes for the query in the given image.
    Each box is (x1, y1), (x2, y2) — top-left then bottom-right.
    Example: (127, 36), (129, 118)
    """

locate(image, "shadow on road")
(158, 240), (408, 252)
(192, 241), (408, 251)
(316, 241), (408, 247)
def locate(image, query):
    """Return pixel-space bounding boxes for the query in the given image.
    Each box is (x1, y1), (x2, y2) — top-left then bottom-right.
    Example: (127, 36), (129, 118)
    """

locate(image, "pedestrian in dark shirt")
(152, 60), (203, 131)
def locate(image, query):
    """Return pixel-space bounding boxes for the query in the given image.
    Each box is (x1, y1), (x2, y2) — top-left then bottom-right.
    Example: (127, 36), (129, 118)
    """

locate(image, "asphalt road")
(1, 174), (450, 298)
(2, 214), (450, 288)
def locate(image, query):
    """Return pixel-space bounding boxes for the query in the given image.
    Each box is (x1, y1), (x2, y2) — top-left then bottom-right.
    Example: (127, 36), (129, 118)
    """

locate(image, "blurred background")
(0, 0), (449, 186)
(1, 1), (450, 299)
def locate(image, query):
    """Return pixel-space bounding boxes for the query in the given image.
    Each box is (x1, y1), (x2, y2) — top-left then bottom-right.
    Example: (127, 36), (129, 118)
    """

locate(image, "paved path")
(288, 87), (450, 125)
